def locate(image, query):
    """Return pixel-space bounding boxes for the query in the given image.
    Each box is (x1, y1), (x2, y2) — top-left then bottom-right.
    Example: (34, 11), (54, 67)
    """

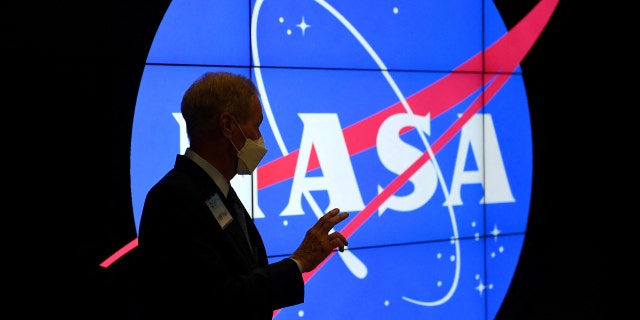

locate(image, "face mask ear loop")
(232, 116), (247, 137)
(229, 136), (241, 153)
(228, 116), (246, 153)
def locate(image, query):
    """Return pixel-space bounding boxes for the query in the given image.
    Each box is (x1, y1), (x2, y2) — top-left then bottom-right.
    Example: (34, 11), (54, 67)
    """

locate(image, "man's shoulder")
(148, 161), (218, 200)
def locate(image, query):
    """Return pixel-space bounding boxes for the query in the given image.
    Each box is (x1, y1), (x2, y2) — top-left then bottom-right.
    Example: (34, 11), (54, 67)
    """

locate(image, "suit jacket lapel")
(174, 155), (258, 267)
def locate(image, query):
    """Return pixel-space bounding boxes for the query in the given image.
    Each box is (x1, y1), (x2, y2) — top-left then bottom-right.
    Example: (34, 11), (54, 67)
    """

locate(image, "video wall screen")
(129, 0), (557, 318)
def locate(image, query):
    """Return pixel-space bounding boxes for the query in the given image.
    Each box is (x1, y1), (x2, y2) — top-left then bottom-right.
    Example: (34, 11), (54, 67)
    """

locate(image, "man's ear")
(219, 112), (234, 139)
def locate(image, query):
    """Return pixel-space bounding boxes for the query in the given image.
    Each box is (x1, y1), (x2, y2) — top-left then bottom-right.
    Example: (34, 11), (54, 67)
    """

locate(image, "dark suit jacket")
(137, 155), (303, 319)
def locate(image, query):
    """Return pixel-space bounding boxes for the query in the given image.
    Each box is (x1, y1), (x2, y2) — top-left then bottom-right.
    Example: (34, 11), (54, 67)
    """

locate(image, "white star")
(491, 224), (501, 241)
(475, 280), (486, 295)
(297, 16), (311, 36)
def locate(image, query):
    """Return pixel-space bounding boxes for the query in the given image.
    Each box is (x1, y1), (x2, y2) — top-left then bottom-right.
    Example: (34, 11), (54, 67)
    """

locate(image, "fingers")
(326, 207), (340, 216)
(329, 231), (348, 252)
(320, 209), (349, 250)
(317, 208), (349, 233)
(291, 209), (351, 272)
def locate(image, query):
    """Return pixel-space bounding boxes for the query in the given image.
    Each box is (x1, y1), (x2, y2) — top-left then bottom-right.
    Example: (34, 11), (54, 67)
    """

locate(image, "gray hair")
(181, 71), (259, 143)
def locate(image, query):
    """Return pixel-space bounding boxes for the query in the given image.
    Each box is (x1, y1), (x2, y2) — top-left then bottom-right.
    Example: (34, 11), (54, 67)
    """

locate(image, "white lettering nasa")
(174, 112), (515, 219)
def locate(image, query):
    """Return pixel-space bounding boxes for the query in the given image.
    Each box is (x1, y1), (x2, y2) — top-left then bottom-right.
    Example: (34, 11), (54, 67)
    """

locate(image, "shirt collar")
(184, 148), (230, 197)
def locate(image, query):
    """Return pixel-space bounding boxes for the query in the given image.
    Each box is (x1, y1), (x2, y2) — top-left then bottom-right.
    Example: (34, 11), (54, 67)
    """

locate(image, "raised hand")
(290, 208), (349, 273)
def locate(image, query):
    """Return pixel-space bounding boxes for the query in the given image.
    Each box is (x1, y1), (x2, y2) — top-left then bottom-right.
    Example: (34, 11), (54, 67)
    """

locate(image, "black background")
(7, 0), (616, 318)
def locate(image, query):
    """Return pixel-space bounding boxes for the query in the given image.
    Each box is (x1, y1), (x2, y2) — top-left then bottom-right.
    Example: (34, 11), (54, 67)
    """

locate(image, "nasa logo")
(129, 0), (558, 318)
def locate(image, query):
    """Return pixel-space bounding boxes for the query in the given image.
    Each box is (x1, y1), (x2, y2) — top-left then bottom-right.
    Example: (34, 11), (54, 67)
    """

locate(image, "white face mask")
(230, 119), (267, 175)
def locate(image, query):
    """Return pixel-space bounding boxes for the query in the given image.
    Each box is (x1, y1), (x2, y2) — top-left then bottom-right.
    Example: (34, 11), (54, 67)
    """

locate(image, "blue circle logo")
(130, 0), (557, 318)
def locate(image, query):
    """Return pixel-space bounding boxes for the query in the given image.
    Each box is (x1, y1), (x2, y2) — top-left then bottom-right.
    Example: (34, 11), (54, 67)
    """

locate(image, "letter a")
(280, 113), (365, 216)
(445, 113), (515, 206)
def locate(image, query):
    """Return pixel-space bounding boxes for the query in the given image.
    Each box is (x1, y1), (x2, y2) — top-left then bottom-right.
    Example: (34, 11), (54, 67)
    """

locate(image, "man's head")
(181, 71), (265, 180)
